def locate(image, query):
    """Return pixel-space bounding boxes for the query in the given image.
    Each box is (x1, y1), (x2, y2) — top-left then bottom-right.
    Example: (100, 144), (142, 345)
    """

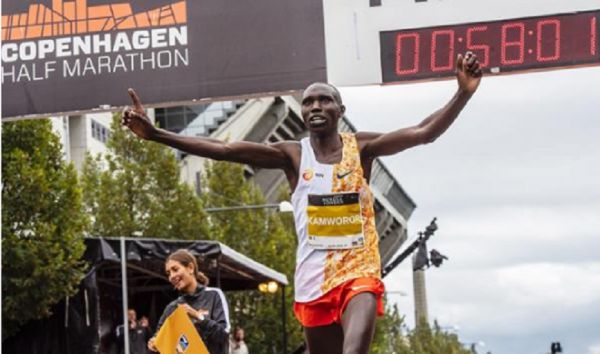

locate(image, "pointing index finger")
(128, 88), (143, 110)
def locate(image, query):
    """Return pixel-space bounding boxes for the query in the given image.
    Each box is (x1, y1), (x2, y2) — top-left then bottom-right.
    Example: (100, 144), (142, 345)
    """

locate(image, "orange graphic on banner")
(2, 0), (187, 41)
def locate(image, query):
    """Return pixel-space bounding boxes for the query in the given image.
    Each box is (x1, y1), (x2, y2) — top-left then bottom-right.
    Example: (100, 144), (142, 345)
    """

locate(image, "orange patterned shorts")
(293, 277), (385, 327)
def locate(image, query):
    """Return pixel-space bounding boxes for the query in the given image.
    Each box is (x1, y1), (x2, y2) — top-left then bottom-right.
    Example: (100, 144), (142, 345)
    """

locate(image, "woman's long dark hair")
(166, 249), (209, 286)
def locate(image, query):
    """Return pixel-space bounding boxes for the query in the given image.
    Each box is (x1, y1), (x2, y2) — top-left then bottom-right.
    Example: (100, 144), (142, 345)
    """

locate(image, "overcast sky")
(339, 66), (600, 354)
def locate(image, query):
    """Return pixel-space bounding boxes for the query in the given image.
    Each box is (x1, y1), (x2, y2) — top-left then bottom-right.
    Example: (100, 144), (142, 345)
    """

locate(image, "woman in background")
(148, 249), (230, 354)
(229, 327), (249, 354)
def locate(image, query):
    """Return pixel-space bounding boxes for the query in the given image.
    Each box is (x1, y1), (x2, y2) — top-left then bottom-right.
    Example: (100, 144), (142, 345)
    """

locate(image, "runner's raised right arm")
(123, 89), (293, 170)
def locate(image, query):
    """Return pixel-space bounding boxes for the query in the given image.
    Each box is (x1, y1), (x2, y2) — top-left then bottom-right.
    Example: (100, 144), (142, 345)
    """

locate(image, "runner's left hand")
(456, 51), (483, 94)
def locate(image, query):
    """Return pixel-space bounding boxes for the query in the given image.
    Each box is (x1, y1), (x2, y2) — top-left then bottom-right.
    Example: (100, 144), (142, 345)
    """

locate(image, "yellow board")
(154, 305), (209, 354)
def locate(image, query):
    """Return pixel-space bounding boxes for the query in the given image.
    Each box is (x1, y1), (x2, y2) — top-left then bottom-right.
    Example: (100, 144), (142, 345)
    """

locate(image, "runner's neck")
(309, 133), (343, 165)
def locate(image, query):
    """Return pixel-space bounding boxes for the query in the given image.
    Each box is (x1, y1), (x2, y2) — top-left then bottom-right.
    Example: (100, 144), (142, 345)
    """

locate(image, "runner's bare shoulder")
(270, 140), (301, 158)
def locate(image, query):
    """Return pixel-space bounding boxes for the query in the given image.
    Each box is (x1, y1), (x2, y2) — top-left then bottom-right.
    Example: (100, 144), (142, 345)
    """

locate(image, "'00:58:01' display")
(380, 10), (599, 82)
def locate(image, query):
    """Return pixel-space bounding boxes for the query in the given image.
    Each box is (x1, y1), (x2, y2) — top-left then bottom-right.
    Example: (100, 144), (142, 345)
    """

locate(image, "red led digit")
(466, 26), (490, 67)
(592, 16), (597, 56)
(431, 30), (455, 72)
(395, 33), (420, 75)
(537, 19), (561, 61)
(501, 22), (525, 65)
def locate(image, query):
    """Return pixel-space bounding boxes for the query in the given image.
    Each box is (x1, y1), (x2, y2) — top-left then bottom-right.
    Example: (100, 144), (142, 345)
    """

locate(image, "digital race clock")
(380, 10), (599, 83)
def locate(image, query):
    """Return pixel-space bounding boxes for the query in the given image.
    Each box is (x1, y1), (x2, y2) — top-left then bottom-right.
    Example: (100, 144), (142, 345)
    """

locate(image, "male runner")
(123, 52), (482, 354)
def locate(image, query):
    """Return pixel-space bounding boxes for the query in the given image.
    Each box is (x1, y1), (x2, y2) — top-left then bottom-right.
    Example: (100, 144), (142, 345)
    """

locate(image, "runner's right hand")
(123, 88), (156, 140)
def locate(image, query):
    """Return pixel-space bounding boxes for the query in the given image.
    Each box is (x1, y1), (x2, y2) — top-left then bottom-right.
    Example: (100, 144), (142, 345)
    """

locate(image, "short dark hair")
(305, 82), (343, 104)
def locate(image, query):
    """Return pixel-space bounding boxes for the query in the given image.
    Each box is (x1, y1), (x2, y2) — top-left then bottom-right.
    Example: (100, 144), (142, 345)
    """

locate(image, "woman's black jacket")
(155, 285), (230, 354)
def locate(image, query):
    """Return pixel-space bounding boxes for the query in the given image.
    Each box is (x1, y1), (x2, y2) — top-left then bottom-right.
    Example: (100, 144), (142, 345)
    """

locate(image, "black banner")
(1, 0), (326, 118)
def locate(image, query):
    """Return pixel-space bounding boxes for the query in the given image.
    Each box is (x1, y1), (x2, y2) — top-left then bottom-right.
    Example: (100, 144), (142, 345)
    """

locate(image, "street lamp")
(267, 281), (279, 293)
(258, 280), (287, 354)
(258, 281), (279, 294)
(205, 201), (293, 213)
(387, 290), (408, 296)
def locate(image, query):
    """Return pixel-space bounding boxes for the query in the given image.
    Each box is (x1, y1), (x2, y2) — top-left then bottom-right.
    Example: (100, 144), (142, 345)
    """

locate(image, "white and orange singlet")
(291, 133), (381, 303)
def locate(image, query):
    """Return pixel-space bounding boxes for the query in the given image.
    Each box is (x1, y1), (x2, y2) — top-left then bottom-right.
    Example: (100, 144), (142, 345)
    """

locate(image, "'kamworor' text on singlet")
(291, 133), (381, 303)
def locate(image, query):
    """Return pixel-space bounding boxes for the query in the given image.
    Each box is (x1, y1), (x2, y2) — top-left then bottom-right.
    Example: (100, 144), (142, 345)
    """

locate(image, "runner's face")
(165, 260), (195, 292)
(301, 84), (345, 134)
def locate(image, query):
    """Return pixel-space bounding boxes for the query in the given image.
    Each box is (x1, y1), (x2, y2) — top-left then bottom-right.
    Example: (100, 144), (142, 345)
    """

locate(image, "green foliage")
(81, 114), (209, 239)
(372, 302), (473, 354)
(371, 301), (409, 353)
(408, 319), (473, 354)
(201, 161), (302, 353)
(1, 119), (88, 340)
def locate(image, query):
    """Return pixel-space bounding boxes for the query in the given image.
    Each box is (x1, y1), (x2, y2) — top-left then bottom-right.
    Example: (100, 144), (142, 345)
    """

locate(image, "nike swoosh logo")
(351, 285), (371, 291)
(336, 170), (353, 179)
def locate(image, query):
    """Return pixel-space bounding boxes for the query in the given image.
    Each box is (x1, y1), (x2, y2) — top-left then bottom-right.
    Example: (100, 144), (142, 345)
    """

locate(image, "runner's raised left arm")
(359, 52), (482, 158)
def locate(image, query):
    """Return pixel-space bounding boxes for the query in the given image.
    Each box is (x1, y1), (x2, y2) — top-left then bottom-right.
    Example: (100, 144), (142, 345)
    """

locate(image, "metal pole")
(216, 257), (221, 288)
(205, 204), (280, 212)
(412, 254), (429, 327)
(281, 285), (287, 354)
(120, 237), (130, 354)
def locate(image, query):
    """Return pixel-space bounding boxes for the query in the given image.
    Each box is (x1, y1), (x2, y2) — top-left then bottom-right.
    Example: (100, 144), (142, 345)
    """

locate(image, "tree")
(81, 114), (209, 239)
(371, 301), (411, 353)
(2, 119), (88, 340)
(406, 319), (472, 354)
(201, 160), (302, 353)
(370, 297), (474, 354)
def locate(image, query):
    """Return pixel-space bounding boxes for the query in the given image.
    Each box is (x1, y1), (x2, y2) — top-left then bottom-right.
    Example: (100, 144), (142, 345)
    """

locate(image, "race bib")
(306, 192), (365, 250)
